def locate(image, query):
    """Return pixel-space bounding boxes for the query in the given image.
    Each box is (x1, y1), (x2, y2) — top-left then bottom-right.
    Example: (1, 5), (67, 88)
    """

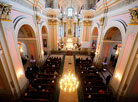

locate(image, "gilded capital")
(36, 15), (41, 24)
(48, 19), (58, 25)
(0, 3), (12, 21)
(83, 20), (92, 26)
(99, 17), (104, 26)
(129, 8), (138, 25)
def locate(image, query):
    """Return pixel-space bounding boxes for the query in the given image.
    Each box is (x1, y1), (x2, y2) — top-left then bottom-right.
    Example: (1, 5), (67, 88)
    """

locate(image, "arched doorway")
(102, 27), (122, 73)
(17, 24), (37, 67)
(90, 27), (99, 60)
(41, 26), (48, 56)
(91, 27), (99, 52)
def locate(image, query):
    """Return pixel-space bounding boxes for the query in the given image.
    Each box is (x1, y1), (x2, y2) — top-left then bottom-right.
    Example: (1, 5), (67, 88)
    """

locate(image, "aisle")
(59, 55), (78, 102)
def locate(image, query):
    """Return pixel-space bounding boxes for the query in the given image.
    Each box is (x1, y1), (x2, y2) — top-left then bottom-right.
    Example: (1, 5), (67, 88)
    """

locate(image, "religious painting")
(92, 40), (97, 49)
(68, 28), (71, 35)
(43, 39), (47, 47)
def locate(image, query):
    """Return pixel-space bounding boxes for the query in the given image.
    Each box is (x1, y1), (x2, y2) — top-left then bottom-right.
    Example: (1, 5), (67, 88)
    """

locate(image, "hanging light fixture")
(59, 70), (79, 92)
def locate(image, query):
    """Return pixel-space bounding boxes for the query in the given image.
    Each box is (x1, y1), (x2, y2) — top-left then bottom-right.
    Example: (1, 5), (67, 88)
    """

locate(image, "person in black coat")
(106, 75), (111, 85)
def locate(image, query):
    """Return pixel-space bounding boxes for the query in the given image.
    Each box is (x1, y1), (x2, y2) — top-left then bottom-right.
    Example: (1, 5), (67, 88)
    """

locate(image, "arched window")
(67, 7), (74, 17)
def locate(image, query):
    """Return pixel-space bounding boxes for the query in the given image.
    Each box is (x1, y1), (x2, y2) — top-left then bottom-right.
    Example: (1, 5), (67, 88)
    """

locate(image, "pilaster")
(48, 19), (58, 51)
(0, 3), (27, 99)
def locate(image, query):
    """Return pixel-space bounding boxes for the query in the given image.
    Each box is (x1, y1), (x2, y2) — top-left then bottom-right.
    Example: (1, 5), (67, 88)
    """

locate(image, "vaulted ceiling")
(45, 0), (97, 14)
(58, 0), (84, 14)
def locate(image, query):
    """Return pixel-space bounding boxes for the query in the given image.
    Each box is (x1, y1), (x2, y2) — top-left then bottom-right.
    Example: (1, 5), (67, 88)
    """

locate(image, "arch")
(92, 27), (98, 36)
(14, 17), (36, 42)
(102, 26), (123, 74)
(15, 18), (38, 70)
(40, 24), (49, 55)
(41, 26), (48, 34)
(103, 20), (126, 43)
(104, 27), (122, 41)
(18, 24), (35, 38)
(17, 24), (37, 59)
(40, 21), (49, 34)
(90, 23), (100, 53)
(91, 23), (100, 36)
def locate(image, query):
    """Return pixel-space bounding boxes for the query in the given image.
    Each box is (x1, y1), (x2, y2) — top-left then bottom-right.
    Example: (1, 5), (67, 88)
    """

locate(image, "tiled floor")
(59, 55), (78, 102)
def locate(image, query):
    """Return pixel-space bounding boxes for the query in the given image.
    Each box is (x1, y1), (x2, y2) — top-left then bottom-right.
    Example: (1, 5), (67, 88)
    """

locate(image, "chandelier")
(59, 71), (79, 92)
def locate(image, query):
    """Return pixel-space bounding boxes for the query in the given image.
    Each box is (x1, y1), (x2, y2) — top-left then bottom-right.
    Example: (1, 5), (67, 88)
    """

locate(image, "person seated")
(52, 65), (55, 67)
(102, 57), (108, 71)
(24, 55), (29, 61)
(53, 75), (56, 79)
(30, 55), (36, 67)
(98, 89), (105, 94)
(85, 88), (88, 91)
(106, 75), (111, 85)
(37, 85), (42, 91)
(21, 56), (27, 65)
(52, 80), (55, 83)
(54, 71), (58, 76)
(86, 57), (89, 60)
(90, 88), (92, 91)
(33, 64), (39, 74)
(24, 92), (28, 96)
(88, 95), (92, 98)
(30, 55), (36, 63)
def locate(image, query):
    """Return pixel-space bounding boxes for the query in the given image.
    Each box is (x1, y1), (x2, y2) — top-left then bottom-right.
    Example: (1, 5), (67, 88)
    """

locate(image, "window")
(67, 7), (74, 17)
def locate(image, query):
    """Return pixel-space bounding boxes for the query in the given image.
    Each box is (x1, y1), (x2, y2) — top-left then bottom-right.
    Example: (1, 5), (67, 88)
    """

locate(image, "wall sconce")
(115, 50), (119, 55)
(115, 72), (121, 81)
(136, 54), (138, 58)
(95, 51), (98, 55)
(41, 50), (44, 55)
(18, 42), (23, 53)
(20, 47), (23, 53)
(17, 70), (24, 79)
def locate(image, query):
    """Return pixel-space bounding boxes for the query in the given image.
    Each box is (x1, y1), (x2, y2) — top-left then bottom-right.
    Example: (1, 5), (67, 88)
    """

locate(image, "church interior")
(0, 0), (138, 102)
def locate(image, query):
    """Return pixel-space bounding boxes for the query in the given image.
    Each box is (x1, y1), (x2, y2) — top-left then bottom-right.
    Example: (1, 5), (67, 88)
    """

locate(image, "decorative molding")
(129, 8), (138, 25)
(84, 15), (93, 19)
(83, 20), (92, 26)
(0, 3), (12, 21)
(26, 0), (44, 9)
(47, 14), (56, 18)
(99, 17), (104, 26)
(36, 15), (41, 24)
(48, 19), (58, 25)
(18, 38), (36, 41)
(95, 0), (121, 15)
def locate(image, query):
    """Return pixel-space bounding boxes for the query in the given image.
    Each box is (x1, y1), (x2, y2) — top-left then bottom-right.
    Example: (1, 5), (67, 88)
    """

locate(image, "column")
(82, 20), (92, 52)
(64, 22), (66, 37)
(93, 17), (104, 68)
(36, 15), (45, 62)
(48, 19), (58, 51)
(109, 8), (138, 101)
(0, 3), (27, 99)
(82, 20), (92, 41)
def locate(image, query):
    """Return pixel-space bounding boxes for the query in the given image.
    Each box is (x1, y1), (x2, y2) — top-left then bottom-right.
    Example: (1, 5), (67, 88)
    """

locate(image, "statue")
(68, 28), (71, 35)
(129, 8), (138, 24)
(0, 3), (12, 20)
(36, 15), (41, 24)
